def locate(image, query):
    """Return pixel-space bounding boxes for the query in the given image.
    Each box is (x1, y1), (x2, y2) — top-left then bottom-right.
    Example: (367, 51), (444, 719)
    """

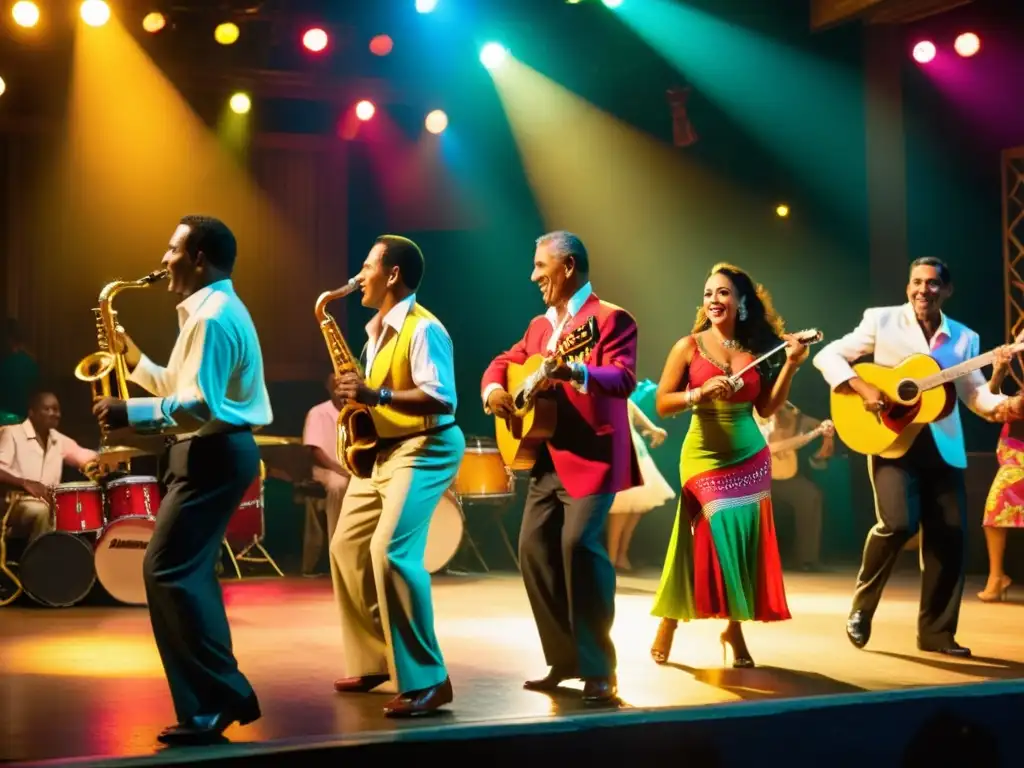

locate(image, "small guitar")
(768, 420), (834, 480)
(495, 316), (599, 469)
(831, 341), (1024, 458)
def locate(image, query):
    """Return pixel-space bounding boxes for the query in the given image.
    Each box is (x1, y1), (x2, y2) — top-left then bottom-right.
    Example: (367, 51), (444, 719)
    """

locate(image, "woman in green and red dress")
(648, 263), (810, 668)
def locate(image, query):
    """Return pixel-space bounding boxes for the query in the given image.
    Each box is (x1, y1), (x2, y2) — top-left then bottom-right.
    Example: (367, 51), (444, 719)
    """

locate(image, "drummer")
(0, 391), (100, 544)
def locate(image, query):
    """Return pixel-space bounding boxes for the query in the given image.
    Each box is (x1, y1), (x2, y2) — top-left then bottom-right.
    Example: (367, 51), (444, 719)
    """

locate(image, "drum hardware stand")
(458, 493), (520, 572)
(221, 465), (284, 579)
(0, 494), (25, 607)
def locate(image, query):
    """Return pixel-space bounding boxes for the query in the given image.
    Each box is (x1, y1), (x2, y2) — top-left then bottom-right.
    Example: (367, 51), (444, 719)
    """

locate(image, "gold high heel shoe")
(720, 630), (755, 669)
(650, 619), (677, 664)
(977, 575), (1012, 603)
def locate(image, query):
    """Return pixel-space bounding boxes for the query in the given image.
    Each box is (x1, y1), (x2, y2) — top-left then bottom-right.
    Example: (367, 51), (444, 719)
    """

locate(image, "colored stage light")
(229, 92), (251, 114)
(12, 1), (39, 28)
(302, 27), (328, 52)
(369, 34), (393, 56)
(775, 204), (790, 218)
(80, 1), (111, 27)
(215, 22), (240, 45)
(142, 12), (166, 33)
(355, 100), (375, 121)
(480, 43), (508, 70)
(954, 32), (981, 58)
(602, 0), (624, 7)
(416, 0), (438, 13)
(912, 40), (936, 64)
(425, 110), (448, 135)
(0, 76), (6, 98)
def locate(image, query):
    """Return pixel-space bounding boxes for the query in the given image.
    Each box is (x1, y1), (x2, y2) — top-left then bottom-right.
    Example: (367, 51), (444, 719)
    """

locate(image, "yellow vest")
(366, 303), (439, 439)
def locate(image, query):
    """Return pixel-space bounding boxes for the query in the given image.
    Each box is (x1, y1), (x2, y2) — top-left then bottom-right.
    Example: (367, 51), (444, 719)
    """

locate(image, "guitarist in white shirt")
(813, 257), (1024, 657)
(755, 402), (835, 571)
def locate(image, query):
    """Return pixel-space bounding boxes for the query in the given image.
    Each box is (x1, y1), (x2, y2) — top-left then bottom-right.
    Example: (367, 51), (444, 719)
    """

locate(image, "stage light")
(302, 27), (328, 52)
(0, 76), (6, 98)
(12, 1), (40, 28)
(355, 100), (375, 121)
(416, 0), (438, 12)
(425, 109), (448, 135)
(912, 40), (936, 64)
(369, 34), (393, 56)
(229, 92), (251, 114)
(602, 0), (624, 7)
(775, 204), (790, 218)
(142, 12), (166, 33)
(80, 1), (111, 27)
(215, 22), (240, 45)
(480, 43), (508, 70)
(954, 32), (981, 58)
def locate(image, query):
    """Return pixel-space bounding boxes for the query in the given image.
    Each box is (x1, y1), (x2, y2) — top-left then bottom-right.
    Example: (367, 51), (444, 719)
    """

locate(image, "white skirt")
(609, 448), (675, 515)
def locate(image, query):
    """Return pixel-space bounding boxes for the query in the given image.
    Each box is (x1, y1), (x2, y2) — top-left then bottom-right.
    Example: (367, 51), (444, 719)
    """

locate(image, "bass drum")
(94, 517), (155, 606)
(19, 532), (96, 608)
(425, 490), (464, 575)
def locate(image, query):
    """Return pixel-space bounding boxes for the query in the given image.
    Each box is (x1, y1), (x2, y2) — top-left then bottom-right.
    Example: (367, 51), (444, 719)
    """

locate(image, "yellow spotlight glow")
(229, 92), (251, 114)
(0, 76), (6, 97)
(80, 0), (111, 27)
(776, 203), (790, 218)
(11, 1), (40, 28)
(215, 22), (240, 45)
(425, 109), (448, 135)
(142, 12), (166, 33)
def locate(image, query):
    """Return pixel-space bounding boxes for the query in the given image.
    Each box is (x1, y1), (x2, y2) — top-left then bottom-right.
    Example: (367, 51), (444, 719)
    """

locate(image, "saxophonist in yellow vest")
(330, 235), (465, 718)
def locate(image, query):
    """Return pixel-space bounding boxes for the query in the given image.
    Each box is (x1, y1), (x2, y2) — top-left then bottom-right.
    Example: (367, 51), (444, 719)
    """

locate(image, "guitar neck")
(916, 342), (1024, 391)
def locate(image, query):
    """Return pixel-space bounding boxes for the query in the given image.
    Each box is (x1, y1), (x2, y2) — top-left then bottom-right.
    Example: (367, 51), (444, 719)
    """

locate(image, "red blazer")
(481, 293), (642, 499)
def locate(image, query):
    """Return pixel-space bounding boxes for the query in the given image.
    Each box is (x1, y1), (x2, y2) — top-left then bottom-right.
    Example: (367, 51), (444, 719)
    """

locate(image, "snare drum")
(19, 532), (96, 607)
(52, 481), (105, 533)
(453, 436), (514, 498)
(425, 490), (465, 574)
(94, 517), (155, 606)
(106, 475), (161, 522)
(224, 476), (264, 551)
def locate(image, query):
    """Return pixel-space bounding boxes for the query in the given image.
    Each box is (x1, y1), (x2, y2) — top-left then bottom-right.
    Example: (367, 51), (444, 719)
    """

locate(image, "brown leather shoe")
(582, 677), (619, 706)
(523, 667), (578, 692)
(382, 677), (453, 718)
(333, 674), (390, 693)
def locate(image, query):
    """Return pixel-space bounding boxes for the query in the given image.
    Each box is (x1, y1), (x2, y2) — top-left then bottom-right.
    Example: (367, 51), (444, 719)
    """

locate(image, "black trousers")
(852, 430), (967, 645)
(519, 452), (617, 679)
(144, 430), (260, 722)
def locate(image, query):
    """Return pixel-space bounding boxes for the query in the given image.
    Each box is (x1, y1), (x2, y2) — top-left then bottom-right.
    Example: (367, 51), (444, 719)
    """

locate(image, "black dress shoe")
(157, 694), (261, 746)
(846, 610), (872, 649)
(582, 677), (619, 706)
(918, 640), (972, 658)
(523, 668), (578, 692)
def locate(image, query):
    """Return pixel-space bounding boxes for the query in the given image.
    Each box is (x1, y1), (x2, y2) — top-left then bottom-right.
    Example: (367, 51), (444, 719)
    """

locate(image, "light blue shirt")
(126, 279), (273, 436)
(544, 281), (593, 393)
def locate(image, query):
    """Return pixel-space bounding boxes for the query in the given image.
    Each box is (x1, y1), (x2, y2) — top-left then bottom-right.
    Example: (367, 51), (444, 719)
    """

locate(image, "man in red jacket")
(481, 231), (640, 705)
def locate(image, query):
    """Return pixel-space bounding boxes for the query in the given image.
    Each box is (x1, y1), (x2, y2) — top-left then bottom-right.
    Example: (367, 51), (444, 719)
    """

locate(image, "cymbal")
(99, 445), (152, 461)
(254, 435), (302, 447)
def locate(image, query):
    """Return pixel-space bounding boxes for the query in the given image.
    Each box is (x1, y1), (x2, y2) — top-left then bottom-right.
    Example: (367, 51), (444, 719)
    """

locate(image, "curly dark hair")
(692, 262), (787, 380)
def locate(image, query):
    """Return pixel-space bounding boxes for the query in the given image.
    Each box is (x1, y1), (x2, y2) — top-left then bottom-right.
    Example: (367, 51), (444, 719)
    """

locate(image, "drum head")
(20, 533), (96, 608)
(108, 475), (158, 488)
(425, 493), (464, 574)
(95, 518), (155, 606)
(464, 436), (499, 454)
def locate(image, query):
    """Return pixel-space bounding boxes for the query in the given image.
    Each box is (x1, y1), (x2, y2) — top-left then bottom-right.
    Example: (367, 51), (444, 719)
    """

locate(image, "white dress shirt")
(126, 279), (273, 437)
(0, 420), (98, 486)
(812, 303), (1006, 469)
(364, 293), (457, 427)
(481, 281), (592, 408)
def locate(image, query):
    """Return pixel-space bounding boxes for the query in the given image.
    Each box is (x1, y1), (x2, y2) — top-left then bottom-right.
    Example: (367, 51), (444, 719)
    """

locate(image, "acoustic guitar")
(830, 342), (1024, 458)
(495, 316), (599, 470)
(767, 420), (834, 480)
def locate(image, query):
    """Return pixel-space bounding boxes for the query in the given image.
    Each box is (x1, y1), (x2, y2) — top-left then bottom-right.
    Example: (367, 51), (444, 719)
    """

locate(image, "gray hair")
(535, 230), (589, 275)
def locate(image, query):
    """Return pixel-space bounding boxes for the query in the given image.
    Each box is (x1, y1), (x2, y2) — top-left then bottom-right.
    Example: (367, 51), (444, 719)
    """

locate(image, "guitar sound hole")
(514, 391), (527, 410)
(896, 380), (919, 402)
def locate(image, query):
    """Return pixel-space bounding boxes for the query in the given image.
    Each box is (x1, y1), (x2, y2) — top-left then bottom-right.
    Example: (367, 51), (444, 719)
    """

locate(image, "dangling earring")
(738, 296), (748, 322)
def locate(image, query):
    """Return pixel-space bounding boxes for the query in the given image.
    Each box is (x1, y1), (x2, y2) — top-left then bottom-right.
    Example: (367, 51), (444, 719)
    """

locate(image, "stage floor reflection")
(4, 570), (1024, 764)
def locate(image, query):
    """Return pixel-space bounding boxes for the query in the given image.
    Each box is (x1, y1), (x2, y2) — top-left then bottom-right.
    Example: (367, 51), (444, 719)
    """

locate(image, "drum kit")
(0, 440), (285, 609)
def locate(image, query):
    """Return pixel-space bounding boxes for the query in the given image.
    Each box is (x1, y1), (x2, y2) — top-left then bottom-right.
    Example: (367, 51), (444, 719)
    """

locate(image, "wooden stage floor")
(3, 569), (1024, 765)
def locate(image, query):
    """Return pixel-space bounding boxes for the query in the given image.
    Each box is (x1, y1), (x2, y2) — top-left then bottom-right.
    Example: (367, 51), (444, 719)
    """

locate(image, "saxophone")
(74, 270), (168, 439)
(315, 277), (378, 479)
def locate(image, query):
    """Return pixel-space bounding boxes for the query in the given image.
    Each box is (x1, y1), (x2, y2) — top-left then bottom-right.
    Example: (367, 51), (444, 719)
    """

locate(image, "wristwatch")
(377, 387), (393, 407)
